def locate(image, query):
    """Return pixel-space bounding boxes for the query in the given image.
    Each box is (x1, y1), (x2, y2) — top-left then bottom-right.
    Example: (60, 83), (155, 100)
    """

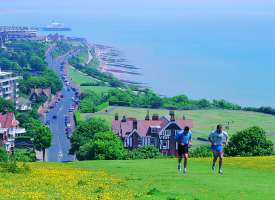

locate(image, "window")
(151, 128), (158, 133)
(138, 137), (143, 147)
(163, 130), (171, 136)
(160, 140), (169, 150)
(150, 137), (156, 146)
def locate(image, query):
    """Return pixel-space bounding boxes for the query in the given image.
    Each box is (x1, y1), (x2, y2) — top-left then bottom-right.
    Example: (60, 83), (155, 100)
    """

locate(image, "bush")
(190, 146), (212, 158)
(70, 117), (110, 154)
(225, 126), (274, 156)
(0, 147), (8, 162)
(14, 149), (36, 162)
(126, 145), (162, 160)
(76, 131), (125, 160)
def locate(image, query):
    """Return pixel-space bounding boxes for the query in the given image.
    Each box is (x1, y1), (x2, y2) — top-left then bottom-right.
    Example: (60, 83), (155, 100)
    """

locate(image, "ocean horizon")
(0, 0), (274, 107)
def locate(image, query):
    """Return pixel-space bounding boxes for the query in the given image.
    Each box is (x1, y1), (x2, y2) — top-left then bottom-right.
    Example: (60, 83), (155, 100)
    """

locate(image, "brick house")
(112, 111), (193, 155)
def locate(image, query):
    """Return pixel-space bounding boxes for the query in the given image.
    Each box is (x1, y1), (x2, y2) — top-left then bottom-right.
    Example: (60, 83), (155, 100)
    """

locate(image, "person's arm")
(189, 132), (192, 146)
(223, 132), (229, 145)
(208, 132), (214, 145)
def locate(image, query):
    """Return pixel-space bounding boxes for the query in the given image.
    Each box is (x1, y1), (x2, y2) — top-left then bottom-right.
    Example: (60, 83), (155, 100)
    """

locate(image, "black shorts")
(178, 144), (189, 156)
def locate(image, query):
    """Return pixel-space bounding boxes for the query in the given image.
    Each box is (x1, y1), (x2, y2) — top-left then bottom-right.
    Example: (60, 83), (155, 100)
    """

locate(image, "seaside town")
(0, 2), (274, 197)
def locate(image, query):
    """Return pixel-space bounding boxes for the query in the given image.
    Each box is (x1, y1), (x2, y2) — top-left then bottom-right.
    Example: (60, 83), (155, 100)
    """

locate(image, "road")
(44, 47), (79, 162)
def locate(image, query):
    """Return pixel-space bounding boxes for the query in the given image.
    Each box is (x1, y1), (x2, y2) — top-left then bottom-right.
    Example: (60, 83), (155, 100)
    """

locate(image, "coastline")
(92, 43), (145, 86)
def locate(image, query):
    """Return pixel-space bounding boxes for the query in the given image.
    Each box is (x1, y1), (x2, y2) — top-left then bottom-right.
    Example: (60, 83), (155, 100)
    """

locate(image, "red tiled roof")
(112, 118), (193, 137)
(0, 112), (17, 128)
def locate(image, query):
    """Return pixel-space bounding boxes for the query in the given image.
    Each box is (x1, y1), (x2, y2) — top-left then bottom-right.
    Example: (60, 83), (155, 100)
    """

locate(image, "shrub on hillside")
(126, 145), (162, 160)
(70, 118), (110, 154)
(225, 126), (273, 156)
(14, 149), (36, 162)
(76, 131), (125, 160)
(190, 145), (212, 157)
(0, 147), (8, 162)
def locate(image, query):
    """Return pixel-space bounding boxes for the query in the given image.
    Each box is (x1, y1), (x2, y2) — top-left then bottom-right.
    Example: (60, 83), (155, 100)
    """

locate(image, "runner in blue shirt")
(175, 126), (192, 173)
(208, 124), (228, 174)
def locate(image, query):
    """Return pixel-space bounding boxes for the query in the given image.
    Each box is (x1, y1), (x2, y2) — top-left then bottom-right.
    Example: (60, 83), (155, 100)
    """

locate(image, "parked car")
(52, 115), (57, 119)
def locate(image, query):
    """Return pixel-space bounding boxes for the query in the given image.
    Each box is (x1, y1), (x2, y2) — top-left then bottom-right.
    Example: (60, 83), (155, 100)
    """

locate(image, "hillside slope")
(0, 157), (274, 200)
(82, 106), (275, 144)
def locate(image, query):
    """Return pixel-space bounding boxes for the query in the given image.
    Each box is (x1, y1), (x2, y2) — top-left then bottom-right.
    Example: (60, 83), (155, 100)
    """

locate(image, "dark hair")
(184, 126), (190, 132)
(217, 124), (223, 129)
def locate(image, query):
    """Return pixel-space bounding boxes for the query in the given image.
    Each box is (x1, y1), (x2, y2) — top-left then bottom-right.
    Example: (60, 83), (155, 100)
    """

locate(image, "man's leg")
(212, 152), (218, 172)
(183, 154), (188, 173)
(178, 156), (182, 171)
(218, 152), (224, 174)
(177, 145), (183, 172)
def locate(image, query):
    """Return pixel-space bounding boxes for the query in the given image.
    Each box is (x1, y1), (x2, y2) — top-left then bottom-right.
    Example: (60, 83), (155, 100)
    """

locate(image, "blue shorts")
(212, 145), (223, 153)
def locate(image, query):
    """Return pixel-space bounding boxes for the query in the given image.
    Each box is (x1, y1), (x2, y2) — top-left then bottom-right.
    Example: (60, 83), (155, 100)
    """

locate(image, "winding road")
(43, 46), (79, 162)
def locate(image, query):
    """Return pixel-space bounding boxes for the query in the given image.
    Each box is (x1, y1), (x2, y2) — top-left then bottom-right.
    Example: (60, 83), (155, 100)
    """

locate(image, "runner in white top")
(208, 124), (228, 174)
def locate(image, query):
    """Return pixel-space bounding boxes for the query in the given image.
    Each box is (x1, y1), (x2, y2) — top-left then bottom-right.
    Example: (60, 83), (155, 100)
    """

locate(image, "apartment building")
(0, 68), (19, 108)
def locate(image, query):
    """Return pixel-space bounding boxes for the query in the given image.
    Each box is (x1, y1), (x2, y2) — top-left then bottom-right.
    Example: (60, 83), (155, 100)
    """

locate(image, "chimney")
(133, 119), (138, 130)
(152, 113), (159, 121)
(145, 110), (150, 121)
(121, 115), (127, 122)
(169, 110), (175, 121)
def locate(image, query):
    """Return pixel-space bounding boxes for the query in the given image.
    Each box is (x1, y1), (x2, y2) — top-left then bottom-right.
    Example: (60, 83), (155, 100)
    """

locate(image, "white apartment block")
(0, 68), (19, 108)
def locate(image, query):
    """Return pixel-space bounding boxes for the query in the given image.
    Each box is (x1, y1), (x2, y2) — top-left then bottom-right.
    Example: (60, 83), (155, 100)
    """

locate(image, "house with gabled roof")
(112, 111), (193, 155)
(0, 112), (26, 151)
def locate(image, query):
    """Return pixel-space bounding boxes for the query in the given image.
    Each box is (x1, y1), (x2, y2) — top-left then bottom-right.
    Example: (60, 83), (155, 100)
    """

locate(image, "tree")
(0, 98), (15, 113)
(32, 126), (52, 161)
(23, 118), (52, 161)
(30, 55), (46, 71)
(70, 118), (109, 154)
(225, 126), (273, 156)
(77, 131), (125, 160)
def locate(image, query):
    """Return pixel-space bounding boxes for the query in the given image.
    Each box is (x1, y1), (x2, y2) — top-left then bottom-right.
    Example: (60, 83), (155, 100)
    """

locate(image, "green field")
(84, 106), (275, 144)
(1, 157), (274, 200)
(68, 66), (112, 94)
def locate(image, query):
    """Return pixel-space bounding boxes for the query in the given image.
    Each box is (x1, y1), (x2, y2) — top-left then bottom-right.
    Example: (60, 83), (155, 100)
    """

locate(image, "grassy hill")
(68, 65), (112, 94)
(82, 106), (275, 145)
(1, 157), (274, 200)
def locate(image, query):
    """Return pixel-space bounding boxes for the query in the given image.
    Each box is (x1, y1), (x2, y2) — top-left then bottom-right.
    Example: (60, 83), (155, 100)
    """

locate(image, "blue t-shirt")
(175, 130), (192, 145)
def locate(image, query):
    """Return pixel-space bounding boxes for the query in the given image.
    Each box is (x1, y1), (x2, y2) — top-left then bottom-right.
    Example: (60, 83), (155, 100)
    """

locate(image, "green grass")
(86, 106), (275, 144)
(68, 157), (275, 200)
(76, 48), (88, 64)
(2, 157), (274, 199)
(80, 85), (112, 94)
(68, 66), (98, 85)
(68, 66), (112, 94)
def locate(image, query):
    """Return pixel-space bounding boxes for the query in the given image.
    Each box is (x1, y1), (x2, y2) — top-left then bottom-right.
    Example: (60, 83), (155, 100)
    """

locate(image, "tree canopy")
(77, 131), (125, 160)
(70, 117), (110, 154)
(225, 126), (273, 156)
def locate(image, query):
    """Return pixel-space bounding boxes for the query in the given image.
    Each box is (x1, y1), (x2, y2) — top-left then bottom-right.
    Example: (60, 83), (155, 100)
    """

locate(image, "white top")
(208, 130), (228, 145)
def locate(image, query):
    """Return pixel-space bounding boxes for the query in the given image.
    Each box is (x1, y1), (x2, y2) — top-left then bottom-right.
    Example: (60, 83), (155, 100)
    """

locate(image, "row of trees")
(0, 40), (56, 161)
(19, 70), (62, 95)
(0, 40), (62, 96)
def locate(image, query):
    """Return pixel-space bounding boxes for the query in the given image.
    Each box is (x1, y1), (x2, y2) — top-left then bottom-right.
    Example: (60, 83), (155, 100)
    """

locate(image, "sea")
(0, 0), (274, 107)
